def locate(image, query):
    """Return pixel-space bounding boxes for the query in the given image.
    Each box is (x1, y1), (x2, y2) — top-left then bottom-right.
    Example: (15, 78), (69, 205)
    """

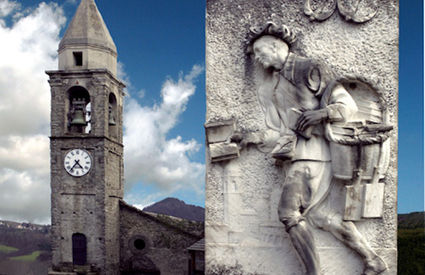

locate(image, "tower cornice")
(46, 69), (126, 89)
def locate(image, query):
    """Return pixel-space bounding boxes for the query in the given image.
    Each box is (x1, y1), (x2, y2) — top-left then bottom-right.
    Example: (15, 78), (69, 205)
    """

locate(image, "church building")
(46, 1), (203, 274)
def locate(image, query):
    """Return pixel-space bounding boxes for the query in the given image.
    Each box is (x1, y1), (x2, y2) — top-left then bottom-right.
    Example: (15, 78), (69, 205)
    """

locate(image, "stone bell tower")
(46, 0), (125, 274)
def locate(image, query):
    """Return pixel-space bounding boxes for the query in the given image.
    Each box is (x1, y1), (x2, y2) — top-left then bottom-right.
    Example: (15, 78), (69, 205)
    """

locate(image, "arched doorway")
(72, 233), (87, 265)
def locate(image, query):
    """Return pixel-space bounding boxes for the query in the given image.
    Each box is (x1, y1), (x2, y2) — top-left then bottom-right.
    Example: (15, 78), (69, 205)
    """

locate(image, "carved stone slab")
(209, 143), (240, 162)
(205, 119), (240, 163)
(206, 1), (398, 274)
(205, 119), (235, 143)
(363, 182), (385, 218)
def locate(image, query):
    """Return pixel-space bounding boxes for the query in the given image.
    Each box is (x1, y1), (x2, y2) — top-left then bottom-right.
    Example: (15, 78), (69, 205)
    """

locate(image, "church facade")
(46, 1), (203, 274)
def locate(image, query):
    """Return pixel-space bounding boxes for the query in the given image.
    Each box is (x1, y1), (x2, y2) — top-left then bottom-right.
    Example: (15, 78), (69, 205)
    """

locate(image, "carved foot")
(363, 255), (387, 275)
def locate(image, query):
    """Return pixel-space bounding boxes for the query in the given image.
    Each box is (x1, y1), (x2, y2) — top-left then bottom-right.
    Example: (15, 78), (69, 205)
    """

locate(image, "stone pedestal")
(205, 1), (398, 274)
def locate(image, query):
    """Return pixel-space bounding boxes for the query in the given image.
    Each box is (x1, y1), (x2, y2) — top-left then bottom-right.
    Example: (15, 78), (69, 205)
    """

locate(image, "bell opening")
(108, 92), (118, 139)
(67, 86), (91, 134)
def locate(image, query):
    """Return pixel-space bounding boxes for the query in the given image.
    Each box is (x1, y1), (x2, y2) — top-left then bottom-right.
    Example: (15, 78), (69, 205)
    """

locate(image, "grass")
(0, 244), (18, 254)
(9, 250), (41, 262)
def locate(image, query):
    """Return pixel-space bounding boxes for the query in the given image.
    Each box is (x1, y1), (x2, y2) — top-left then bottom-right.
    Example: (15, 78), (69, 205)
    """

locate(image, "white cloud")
(0, 167), (50, 224)
(65, 0), (78, 5)
(0, 0), (20, 17)
(117, 61), (131, 89)
(0, 1), (65, 136)
(0, 1), (66, 223)
(137, 88), (146, 99)
(124, 65), (205, 195)
(0, 135), (49, 174)
(126, 192), (166, 211)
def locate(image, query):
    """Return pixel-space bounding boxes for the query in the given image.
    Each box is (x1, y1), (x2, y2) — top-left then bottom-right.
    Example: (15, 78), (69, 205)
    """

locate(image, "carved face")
(253, 35), (289, 70)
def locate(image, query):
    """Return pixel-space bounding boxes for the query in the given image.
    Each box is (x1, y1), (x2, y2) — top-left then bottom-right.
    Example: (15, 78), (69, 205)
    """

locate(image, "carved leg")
(278, 168), (321, 275)
(287, 220), (321, 275)
(310, 210), (387, 275)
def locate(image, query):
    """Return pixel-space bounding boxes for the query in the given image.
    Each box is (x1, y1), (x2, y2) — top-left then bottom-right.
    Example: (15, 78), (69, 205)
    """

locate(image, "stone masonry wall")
(120, 203), (202, 275)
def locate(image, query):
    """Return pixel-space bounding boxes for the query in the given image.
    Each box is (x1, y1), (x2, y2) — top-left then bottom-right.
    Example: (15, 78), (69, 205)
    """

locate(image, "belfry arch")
(67, 86), (91, 134)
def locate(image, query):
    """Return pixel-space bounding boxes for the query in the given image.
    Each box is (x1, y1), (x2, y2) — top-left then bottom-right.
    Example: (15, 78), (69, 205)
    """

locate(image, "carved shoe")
(363, 255), (387, 275)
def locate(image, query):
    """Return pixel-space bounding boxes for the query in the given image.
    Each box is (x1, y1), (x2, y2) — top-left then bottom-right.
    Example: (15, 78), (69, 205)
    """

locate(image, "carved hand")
(296, 109), (328, 132)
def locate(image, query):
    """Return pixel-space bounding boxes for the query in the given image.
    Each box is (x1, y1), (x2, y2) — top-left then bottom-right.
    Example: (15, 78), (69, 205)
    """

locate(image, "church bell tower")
(47, 0), (125, 274)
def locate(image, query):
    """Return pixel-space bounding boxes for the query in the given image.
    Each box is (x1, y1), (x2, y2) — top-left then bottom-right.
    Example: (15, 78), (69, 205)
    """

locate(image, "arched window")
(67, 86), (91, 134)
(108, 92), (118, 138)
(72, 233), (87, 265)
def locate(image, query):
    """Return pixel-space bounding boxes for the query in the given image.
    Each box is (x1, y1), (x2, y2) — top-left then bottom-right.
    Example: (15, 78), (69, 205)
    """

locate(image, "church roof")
(119, 200), (204, 239)
(187, 238), (204, 252)
(59, 0), (116, 53)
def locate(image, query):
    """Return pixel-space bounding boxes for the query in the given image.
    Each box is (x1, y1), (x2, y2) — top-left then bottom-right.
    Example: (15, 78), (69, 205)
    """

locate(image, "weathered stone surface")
(206, 0), (398, 274)
(59, 0), (117, 75)
(362, 182), (385, 218)
(205, 119), (236, 144)
(209, 142), (240, 162)
(119, 202), (203, 275)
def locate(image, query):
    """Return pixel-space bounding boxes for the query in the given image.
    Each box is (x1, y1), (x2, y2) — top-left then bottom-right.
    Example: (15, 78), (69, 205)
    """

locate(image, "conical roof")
(59, 0), (116, 54)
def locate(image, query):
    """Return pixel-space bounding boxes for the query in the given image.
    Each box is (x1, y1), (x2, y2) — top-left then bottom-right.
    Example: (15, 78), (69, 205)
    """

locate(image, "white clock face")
(64, 149), (92, 177)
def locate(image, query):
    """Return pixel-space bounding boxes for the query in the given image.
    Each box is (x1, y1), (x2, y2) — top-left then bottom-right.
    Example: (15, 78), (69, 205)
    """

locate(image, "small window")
(134, 239), (146, 250)
(73, 52), (83, 66)
(129, 235), (150, 254)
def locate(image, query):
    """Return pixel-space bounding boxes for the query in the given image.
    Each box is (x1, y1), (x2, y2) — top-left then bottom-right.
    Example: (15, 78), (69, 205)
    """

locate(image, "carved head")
(247, 22), (296, 70)
(252, 35), (289, 70)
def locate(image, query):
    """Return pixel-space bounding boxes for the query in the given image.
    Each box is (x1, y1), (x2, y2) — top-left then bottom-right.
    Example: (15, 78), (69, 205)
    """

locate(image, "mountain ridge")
(398, 211), (424, 229)
(143, 197), (205, 222)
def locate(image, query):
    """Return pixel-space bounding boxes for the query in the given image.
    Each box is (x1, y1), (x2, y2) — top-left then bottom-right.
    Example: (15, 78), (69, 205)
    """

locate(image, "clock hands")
(75, 160), (84, 169)
(70, 161), (78, 172)
(70, 159), (84, 172)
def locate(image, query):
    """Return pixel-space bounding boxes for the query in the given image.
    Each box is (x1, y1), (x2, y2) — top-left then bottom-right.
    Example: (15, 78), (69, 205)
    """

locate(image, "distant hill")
(0, 220), (51, 275)
(398, 211), (424, 229)
(143, 197), (205, 222)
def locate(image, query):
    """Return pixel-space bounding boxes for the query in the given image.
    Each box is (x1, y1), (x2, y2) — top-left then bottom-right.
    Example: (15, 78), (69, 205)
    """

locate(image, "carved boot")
(363, 255), (387, 275)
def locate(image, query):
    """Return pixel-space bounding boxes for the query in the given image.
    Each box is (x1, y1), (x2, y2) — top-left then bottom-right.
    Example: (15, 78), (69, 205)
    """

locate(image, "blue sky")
(398, 0), (424, 214)
(0, 0), (421, 223)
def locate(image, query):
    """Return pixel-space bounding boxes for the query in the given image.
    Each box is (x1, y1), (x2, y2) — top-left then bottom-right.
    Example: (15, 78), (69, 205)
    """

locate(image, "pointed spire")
(59, 0), (116, 54)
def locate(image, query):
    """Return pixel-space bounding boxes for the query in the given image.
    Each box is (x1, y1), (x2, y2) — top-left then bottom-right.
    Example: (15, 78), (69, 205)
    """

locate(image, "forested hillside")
(0, 221), (50, 274)
(398, 212), (425, 275)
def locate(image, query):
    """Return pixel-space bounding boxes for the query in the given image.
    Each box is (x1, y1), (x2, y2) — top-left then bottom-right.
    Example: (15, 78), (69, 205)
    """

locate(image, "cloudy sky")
(0, 0), (422, 224)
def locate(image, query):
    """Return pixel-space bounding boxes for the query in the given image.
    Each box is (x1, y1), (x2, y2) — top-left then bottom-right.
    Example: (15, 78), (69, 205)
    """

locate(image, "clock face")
(64, 149), (92, 177)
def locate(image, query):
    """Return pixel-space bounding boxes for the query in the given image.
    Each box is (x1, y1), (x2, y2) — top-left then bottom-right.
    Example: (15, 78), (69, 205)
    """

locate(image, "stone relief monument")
(205, 1), (397, 274)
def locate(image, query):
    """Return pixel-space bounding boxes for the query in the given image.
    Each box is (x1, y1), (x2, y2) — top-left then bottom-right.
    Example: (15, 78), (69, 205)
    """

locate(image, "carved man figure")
(246, 23), (387, 275)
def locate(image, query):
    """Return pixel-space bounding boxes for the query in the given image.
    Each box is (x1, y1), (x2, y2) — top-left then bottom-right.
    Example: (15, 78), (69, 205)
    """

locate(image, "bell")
(108, 115), (116, 126)
(108, 104), (116, 126)
(71, 109), (87, 125)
